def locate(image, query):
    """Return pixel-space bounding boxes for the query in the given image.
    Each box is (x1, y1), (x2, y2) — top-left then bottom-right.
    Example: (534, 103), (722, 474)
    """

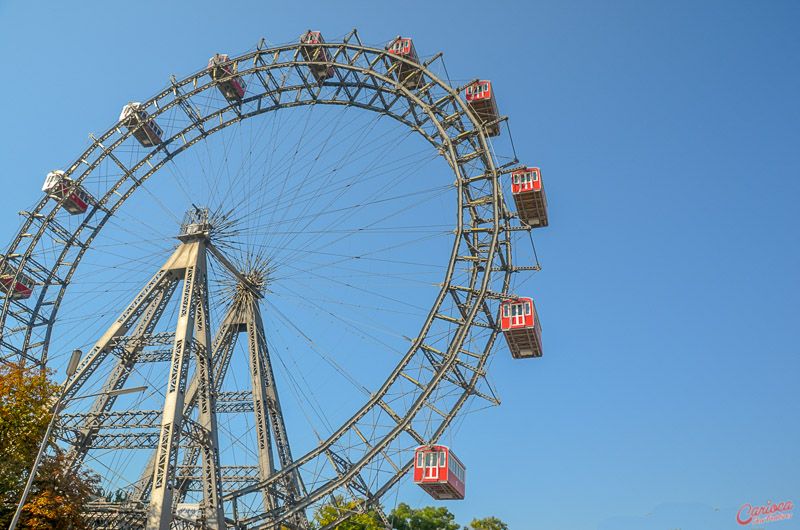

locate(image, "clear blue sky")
(1, 1), (798, 529)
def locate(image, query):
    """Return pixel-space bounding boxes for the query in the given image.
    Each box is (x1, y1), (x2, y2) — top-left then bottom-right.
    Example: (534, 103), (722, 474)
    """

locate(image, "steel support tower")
(59, 209), (305, 528)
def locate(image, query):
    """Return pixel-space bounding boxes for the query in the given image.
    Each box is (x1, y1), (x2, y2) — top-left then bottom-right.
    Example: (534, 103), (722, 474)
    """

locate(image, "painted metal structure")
(465, 81), (501, 137)
(500, 297), (542, 359)
(299, 30), (336, 82)
(208, 53), (247, 101)
(60, 210), (306, 529)
(511, 166), (548, 227)
(388, 36), (423, 89)
(0, 258), (34, 300)
(42, 170), (92, 215)
(120, 103), (163, 147)
(413, 445), (466, 500)
(0, 30), (547, 528)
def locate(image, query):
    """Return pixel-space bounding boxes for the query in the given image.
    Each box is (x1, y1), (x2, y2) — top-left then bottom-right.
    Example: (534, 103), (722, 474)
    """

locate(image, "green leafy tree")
(465, 516), (509, 530)
(388, 502), (460, 530)
(0, 363), (98, 529)
(311, 495), (384, 529)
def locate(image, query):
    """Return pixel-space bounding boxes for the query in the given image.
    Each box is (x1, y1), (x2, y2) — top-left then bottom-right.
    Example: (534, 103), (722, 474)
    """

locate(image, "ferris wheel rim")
(1, 30), (517, 525)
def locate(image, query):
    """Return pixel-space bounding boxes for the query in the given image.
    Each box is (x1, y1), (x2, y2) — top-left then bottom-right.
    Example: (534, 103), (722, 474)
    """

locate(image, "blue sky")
(1, 1), (798, 529)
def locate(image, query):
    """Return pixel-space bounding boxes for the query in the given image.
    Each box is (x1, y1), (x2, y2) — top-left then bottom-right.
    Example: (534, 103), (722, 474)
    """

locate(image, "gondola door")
(510, 302), (526, 327)
(523, 171), (533, 191)
(424, 451), (439, 480)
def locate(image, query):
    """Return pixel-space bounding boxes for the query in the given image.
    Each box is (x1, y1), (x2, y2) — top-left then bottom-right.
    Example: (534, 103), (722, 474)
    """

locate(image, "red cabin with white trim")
(42, 170), (91, 215)
(208, 53), (247, 101)
(300, 30), (336, 82)
(500, 297), (542, 359)
(465, 81), (500, 137)
(0, 258), (34, 300)
(388, 37), (423, 89)
(119, 103), (163, 147)
(413, 445), (466, 500)
(511, 166), (548, 228)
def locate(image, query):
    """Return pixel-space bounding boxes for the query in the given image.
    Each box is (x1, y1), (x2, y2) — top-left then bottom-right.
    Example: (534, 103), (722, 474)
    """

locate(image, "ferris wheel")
(0, 30), (547, 529)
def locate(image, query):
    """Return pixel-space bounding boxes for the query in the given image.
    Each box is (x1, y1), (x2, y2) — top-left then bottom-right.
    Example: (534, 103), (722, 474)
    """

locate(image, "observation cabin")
(500, 297), (542, 359)
(119, 103), (163, 148)
(510, 166), (548, 228)
(0, 258), (34, 300)
(208, 53), (247, 102)
(413, 445), (466, 500)
(178, 207), (214, 242)
(299, 30), (336, 82)
(42, 170), (92, 215)
(465, 81), (500, 137)
(388, 37), (423, 89)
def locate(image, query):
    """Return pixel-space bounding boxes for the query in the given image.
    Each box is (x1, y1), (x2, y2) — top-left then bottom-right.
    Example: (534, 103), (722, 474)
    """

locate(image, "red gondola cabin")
(208, 54), (247, 101)
(511, 166), (548, 228)
(300, 31), (335, 83)
(0, 259), (34, 300)
(413, 445), (466, 500)
(500, 297), (542, 359)
(120, 103), (163, 148)
(388, 37), (423, 89)
(42, 170), (91, 215)
(465, 81), (500, 137)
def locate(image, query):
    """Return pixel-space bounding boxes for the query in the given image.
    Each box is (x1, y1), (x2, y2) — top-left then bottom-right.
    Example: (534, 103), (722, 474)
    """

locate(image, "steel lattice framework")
(0, 30), (540, 529)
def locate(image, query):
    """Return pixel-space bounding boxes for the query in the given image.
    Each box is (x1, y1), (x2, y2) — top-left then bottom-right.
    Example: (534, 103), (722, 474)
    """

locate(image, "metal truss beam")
(59, 410), (162, 430)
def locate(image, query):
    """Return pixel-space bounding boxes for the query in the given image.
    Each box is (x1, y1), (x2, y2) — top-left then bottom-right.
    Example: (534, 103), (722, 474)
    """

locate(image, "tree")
(388, 502), (460, 530)
(465, 516), (509, 530)
(311, 495), (384, 529)
(0, 363), (99, 529)
(0, 362), (57, 526)
(13, 453), (98, 529)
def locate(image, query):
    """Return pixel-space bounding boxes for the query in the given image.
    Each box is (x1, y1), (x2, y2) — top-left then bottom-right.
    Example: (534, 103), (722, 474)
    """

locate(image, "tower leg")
(247, 297), (308, 526)
(146, 241), (224, 530)
(192, 250), (225, 527)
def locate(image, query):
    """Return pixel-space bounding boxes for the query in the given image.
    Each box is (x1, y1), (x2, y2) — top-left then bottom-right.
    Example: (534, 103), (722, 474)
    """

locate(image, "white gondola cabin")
(388, 37), (423, 89)
(511, 166), (548, 228)
(42, 170), (91, 215)
(207, 53), (247, 101)
(500, 297), (542, 359)
(465, 81), (500, 137)
(119, 103), (163, 147)
(0, 258), (34, 300)
(300, 31), (335, 82)
(413, 445), (466, 500)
